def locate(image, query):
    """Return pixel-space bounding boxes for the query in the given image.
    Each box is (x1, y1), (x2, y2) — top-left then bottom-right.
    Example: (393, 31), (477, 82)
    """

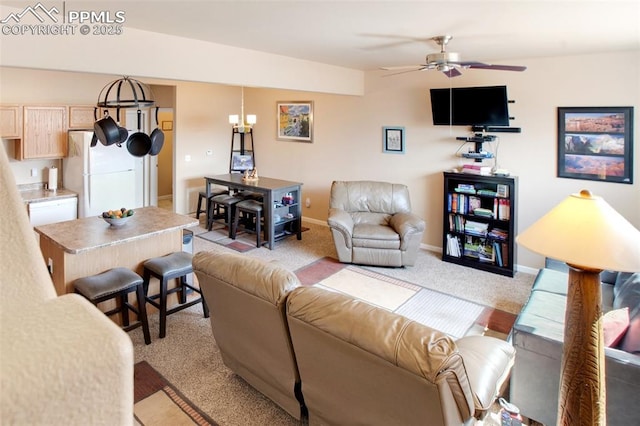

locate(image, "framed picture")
(557, 107), (633, 184)
(383, 126), (405, 154)
(231, 153), (254, 172)
(161, 120), (173, 131)
(277, 101), (313, 143)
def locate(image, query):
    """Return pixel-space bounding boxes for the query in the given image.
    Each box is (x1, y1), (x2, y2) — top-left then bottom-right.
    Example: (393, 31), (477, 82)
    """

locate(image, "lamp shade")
(517, 189), (640, 272)
(229, 114), (239, 125)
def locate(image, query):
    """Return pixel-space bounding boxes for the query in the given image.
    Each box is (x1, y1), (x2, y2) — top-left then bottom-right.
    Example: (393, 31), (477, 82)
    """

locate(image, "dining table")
(204, 174), (303, 250)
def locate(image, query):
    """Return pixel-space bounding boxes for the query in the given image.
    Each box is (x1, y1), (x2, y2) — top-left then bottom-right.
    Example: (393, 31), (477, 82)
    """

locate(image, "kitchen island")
(35, 206), (197, 296)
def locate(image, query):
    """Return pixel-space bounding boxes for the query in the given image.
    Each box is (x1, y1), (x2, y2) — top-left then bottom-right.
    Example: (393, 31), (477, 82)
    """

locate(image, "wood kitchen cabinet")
(16, 106), (68, 160)
(68, 105), (97, 129)
(0, 105), (23, 139)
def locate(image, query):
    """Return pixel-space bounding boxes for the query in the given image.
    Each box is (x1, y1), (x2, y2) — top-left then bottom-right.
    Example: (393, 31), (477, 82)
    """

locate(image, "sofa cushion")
(602, 307), (629, 347)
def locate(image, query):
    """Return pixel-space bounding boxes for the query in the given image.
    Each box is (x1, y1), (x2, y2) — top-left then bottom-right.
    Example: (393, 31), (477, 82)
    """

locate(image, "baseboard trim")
(302, 216), (537, 275)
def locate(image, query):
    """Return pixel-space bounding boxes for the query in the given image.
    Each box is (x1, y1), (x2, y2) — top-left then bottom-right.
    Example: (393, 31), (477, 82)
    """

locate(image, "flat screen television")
(430, 85), (510, 127)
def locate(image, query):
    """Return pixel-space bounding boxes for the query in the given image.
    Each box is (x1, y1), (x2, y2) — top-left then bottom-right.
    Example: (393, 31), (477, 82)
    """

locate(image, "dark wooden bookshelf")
(442, 171), (518, 277)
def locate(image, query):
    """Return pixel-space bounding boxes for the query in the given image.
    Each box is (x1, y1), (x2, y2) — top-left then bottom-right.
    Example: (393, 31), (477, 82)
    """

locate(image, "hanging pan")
(115, 107), (129, 146)
(149, 107), (165, 156)
(94, 111), (121, 146)
(90, 108), (99, 147)
(126, 109), (152, 157)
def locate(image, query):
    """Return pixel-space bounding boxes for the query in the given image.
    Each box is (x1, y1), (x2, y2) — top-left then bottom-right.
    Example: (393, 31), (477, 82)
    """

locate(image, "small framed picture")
(557, 106), (633, 184)
(231, 153), (254, 172)
(161, 120), (173, 131)
(383, 126), (405, 154)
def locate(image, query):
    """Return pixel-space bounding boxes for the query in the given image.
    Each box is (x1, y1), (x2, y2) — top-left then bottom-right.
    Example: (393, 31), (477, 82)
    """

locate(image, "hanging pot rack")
(96, 76), (155, 109)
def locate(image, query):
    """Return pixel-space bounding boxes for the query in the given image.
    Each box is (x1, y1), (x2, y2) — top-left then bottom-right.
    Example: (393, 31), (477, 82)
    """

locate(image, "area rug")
(134, 361), (218, 426)
(295, 257), (516, 339)
(197, 223), (309, 253)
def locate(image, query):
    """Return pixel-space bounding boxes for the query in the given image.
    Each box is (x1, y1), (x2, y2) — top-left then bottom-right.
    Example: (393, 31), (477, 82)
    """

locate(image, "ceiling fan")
(381, 35), (526, 78)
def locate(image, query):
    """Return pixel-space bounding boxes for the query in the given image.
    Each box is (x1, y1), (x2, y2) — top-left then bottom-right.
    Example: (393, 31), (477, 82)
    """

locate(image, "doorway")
(155, 107), (174, 211)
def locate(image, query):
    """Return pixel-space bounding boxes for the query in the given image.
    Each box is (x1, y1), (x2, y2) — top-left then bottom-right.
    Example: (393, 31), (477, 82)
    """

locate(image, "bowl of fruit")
(101, 208), (135, 227)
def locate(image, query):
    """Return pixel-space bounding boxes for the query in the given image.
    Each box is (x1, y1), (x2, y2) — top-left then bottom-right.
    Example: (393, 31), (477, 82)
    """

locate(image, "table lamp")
(516, 189), (640, 426)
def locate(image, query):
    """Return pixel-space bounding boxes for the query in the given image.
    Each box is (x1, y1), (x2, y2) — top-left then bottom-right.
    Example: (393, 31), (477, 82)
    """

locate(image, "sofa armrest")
(1, 294), (134, 425)
(327, 208), (354, 241)
(456, 336), (515, 414)
(389, 212), (425, 249)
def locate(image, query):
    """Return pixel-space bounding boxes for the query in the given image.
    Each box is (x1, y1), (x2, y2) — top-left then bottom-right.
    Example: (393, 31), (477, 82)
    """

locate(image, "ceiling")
(4, 1), (640, 71)
(103, 0), (640, 71)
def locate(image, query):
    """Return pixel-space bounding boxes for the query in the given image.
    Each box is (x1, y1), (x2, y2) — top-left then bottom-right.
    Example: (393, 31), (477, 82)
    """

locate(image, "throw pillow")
(602, 307), (629, 347)
(619, 316), (640, 354)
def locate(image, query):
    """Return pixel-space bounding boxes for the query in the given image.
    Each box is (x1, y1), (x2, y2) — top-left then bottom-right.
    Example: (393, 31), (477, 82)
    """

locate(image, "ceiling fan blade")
(443, 68), (462, 78)
(382, 67), (429, 77)
(466, 64), (527, 72)
(380, 65), (424, 71)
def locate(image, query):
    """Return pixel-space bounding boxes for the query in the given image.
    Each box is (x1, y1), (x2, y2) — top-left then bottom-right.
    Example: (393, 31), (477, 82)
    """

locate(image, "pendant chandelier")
(228, 87), (256, 133)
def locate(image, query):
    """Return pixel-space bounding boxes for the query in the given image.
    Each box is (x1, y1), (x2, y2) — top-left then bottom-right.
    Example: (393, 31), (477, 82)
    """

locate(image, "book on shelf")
(498, 199), (510, 220)
(446, 234), (462, 257)
(461, 164), (492, 176)
(464, 220), (489, 237)
(477, 189), (497, 197)
(493, 241), (503, 267)
(488, 227), (509, 240)
(473, 207), (494, 218)
(468, 196), (481, 213)
(496, 184), (509, 198)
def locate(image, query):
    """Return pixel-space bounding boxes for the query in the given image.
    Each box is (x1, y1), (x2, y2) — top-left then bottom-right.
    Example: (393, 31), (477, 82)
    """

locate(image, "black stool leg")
(159, 276), (168, 339)
(135, 284), (151, 345)
(196, 193), (204, 219)
(179, 276), (188, 304)
(120, 292), (130, 327)
(232, 208), (241, 239)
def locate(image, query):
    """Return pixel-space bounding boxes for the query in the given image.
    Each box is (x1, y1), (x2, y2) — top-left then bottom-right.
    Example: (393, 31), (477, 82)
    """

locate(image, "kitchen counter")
(19, 185), (77, 204)
(35, 206), (197, 254)
(35, 206), (198, 295)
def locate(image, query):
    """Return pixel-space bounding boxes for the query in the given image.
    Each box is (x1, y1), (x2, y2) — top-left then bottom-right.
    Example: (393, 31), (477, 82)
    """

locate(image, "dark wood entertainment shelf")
(442, 171), (518, 277)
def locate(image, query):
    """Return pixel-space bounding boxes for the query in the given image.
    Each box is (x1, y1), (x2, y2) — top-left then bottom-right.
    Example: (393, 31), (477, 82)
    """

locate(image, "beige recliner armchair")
(328, 180), (425, 267)
(192, 251), (306, 420)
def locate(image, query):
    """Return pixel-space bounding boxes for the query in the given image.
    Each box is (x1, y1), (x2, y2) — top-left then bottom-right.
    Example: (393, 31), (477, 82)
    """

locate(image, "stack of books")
(461, 164), (492, 175)
(464, 220), (489, 237)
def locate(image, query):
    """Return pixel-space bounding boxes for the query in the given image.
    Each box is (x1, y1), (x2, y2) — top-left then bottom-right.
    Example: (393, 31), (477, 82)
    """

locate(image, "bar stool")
(208, 193), (243, 235)
(196, 188), (227, 220)
(143, 251), (209, 339)
(74, 267), (151, 345)
(232, 199), (264, 247)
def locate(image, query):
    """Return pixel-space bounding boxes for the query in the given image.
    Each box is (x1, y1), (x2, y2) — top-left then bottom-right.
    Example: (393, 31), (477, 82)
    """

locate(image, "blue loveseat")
(509, 259), (640, 425)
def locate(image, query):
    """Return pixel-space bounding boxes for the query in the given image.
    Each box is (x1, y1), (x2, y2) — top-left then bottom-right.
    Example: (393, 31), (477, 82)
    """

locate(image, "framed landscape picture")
(277, 101), (313, 143)
(557, 106), (633, 184)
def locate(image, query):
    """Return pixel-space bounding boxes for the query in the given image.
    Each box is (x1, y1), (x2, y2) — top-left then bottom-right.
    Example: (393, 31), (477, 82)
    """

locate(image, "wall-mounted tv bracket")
(472, 100), (522, 133)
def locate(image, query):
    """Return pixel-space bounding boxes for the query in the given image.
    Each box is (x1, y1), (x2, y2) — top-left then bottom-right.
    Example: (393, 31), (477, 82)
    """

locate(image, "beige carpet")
(130, 219), (537, 425)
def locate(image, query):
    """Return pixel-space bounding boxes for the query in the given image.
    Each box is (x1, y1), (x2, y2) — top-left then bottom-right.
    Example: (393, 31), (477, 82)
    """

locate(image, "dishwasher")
(28, 197), (78, 227)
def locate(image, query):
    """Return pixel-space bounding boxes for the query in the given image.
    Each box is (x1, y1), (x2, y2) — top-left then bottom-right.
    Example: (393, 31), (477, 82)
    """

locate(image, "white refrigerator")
(63, 131), (144, 218)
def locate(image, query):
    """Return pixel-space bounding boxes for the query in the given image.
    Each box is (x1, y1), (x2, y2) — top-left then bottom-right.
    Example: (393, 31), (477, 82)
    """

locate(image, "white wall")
(1, 50), (638, 270)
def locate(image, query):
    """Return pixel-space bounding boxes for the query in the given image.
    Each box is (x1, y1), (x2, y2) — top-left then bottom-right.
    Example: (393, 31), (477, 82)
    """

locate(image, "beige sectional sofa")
(193, 251), (515, 426)
(0, 148), (134, 425)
